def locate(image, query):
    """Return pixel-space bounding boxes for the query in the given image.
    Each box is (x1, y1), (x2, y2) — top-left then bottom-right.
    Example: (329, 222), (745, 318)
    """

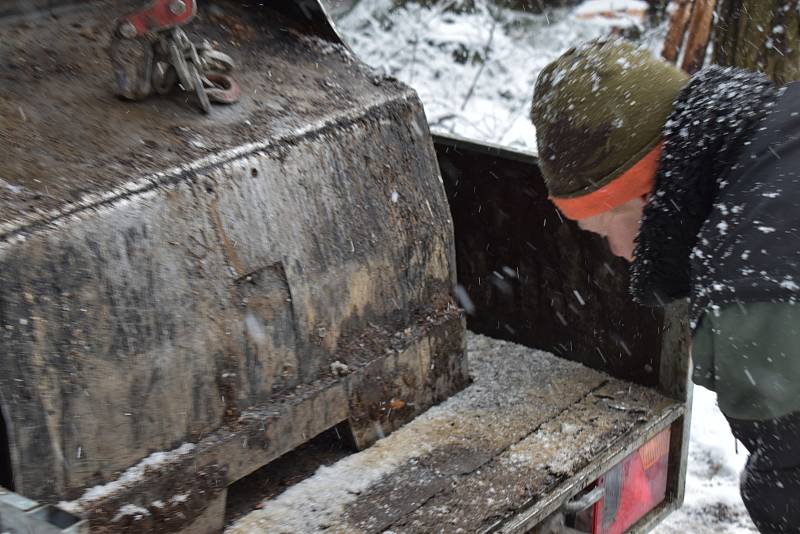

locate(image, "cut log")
(0, 3), (468, 530)
(661, 0), (693, 63)
(680, 0), (716, 74)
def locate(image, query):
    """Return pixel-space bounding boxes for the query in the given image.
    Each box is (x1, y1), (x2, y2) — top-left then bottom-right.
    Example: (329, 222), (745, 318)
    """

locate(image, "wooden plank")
(387, 383), (679, 534)
(227, 334), (683, 534)
(495, 402), (684, 533)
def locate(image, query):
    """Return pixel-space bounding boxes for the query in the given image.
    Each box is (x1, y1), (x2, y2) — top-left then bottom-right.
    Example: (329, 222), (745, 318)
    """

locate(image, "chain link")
(111, 16), (239, 113)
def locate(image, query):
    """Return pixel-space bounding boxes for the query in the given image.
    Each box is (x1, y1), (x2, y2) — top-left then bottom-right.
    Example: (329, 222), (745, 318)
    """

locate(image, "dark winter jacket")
(630, 66), (800, 420)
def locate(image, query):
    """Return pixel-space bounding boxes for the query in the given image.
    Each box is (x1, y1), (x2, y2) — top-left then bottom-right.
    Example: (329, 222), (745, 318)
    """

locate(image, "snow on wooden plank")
(227, 334), (680, 534)
(388, 382), (678, 533)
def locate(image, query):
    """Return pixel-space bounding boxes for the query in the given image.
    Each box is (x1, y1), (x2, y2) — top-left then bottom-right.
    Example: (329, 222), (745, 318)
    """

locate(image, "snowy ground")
(655, 386), (756, 534)
(329, 1), (758, 531)
(655, 387), (758, 534)
(331, 0), (665, 151)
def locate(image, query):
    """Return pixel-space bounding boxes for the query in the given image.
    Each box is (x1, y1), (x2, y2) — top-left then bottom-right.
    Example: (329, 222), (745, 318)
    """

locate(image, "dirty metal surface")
(433, 134), (692, 529)
(0, 93), (458, 500)
(0, 486), (88, 533)
(226, 333), (682, 534)
(0, 2), (465, 528)
(57, 312), (466, 533)
(0, 0), (402, 236)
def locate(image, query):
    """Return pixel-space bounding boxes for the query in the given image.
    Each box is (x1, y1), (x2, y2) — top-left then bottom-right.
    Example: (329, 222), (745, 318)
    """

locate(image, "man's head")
(576, 197), (646, 262)
(531, 38), (688, 260)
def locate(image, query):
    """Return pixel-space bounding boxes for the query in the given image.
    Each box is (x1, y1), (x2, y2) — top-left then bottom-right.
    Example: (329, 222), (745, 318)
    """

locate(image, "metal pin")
(119, 21), (137, 39)
(170, 0), (187, 15)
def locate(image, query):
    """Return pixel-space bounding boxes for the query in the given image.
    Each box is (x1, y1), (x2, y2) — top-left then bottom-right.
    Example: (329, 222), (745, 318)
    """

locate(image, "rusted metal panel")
(0, 0), (410, 235)
(496, 411), (685, 534)
(226, 333), (684, 534)
(0, 1), (467, 527)
(434, 134), (674, 389)
(53, 311), (463, 533)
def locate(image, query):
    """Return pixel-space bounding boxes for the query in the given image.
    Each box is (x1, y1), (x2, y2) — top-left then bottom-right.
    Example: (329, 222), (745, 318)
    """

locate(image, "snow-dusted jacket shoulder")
(692, 82), (800, 325)
(630, 66), (800, 328)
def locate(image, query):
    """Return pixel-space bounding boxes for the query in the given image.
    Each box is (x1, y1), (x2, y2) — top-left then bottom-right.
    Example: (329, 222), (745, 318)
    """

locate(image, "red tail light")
(573, 428), (671, 533)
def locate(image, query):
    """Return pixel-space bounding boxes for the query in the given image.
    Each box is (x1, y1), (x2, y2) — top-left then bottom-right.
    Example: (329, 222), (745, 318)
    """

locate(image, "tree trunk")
(713, 0), (800, 85)
(389, 0), (582, 13)
(681, 0), (715, 73)
(662, 0), (692, 63)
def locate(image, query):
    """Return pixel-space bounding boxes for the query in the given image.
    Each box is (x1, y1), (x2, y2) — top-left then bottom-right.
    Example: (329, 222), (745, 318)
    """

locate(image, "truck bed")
(226, 333), (684, 534)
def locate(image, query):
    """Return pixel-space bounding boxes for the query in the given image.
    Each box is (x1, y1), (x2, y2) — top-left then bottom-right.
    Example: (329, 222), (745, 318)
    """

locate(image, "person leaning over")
(531, 38), (800, 534)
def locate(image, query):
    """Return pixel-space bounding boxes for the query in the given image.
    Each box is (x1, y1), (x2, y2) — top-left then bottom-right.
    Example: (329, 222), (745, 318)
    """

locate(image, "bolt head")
(118, 21), (137, 39)
(169, 0), (187, 15)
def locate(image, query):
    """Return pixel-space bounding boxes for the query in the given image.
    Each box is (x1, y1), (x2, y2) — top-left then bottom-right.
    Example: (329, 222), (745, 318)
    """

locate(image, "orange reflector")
(638, 429), (671, 470)
(573, 428), (672, 534)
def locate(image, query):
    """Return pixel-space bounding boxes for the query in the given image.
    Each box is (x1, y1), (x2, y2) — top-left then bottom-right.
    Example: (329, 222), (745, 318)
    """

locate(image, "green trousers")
(693, 302), (800, 421)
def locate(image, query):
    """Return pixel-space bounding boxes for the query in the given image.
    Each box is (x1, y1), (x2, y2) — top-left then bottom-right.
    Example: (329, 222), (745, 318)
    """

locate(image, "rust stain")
(388, 398), (406, 410)
(208, 196), (245, 279)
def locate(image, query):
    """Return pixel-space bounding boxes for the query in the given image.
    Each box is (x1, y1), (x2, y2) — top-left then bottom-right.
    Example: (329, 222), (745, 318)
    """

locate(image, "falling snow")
(779, 279), (800, 291)
(332, 1), (755, 532)
(111, 504), (151, 522)
(59, 442), (196, 512)
(654, 388), (757, 534)
(335, 0), (664, 151)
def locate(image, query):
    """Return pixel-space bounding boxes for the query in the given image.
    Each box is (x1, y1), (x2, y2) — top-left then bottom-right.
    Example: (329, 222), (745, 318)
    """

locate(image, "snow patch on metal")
(60, 443), (196, 513)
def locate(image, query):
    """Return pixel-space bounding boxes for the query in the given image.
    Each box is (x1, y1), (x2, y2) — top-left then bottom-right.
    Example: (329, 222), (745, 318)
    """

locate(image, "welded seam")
(0, 89), (420, 245)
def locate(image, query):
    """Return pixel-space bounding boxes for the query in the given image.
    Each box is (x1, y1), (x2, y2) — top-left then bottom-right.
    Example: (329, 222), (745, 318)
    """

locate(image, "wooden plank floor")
(226, 334), (682, 534)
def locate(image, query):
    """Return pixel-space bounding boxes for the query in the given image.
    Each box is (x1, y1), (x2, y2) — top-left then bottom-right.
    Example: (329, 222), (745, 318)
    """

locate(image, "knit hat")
(531, 38), (688, 220)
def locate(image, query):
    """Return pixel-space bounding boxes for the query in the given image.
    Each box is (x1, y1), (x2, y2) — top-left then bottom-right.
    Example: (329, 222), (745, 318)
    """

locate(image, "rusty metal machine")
(1, 1), (694, 533)
(0, 1), (468, 531)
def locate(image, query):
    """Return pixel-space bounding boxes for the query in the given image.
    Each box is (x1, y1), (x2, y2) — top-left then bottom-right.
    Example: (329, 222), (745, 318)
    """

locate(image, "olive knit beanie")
(531, 38), (688, 219)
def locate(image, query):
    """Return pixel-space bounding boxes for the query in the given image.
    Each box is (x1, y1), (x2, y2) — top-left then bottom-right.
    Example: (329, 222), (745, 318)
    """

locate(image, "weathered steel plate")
(1, 1), (403, 235)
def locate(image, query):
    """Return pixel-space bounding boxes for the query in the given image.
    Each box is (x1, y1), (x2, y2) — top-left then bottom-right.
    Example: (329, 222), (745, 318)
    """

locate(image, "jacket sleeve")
(691, 302), (800, 421)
